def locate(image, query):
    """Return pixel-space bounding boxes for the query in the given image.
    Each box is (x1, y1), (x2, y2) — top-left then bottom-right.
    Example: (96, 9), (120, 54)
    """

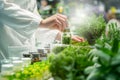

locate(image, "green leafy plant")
(86, 22), (120, 80)
(49, 44), (93, 80)
(75, 15), (106, 44)
(52, 41), (89, 54)
(71, 40), (89, 46)
(52, 45), (67, 54)
(4, 61), (50, 80)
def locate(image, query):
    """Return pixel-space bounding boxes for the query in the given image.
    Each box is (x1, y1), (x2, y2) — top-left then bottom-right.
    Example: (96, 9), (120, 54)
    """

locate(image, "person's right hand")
(40, 13), (68, 31)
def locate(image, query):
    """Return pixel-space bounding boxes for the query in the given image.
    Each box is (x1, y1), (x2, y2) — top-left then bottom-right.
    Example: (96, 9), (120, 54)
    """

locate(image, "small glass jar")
(21, 58), (31, 67)
(37, 43), (51, 61)
(10, 57), (23, 72)
(23, 53), (31, 58)
(37, 48), (47, 61)
(62, 27), (71, 44)
(44, 44), (51, 54)
(22, 53), (31, 67)
(30, 52), (41, 64)
(0, 59), (13, 76)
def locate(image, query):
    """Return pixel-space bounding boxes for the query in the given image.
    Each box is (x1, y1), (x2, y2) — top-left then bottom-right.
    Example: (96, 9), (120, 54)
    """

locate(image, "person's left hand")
(54, 31), (85, 42)
(72, 35), (85, 42)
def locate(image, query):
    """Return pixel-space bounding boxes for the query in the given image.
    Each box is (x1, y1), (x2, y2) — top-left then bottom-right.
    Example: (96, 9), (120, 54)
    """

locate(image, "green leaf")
(88, 49), (97, 60)
(66, 72), (73, 80)
(104, 43), (111, 50)
(92, 56), (98, 63)
(89, 49), (111, 63)
(84, 66), (95, 74)
(116, 66), (120, 73)
(63, 66), (73, 72)
(111, 38), (119, 54)
(87, 69), (103, 80)
(111, 53), (120, 65)
(105, 73), (118, 80)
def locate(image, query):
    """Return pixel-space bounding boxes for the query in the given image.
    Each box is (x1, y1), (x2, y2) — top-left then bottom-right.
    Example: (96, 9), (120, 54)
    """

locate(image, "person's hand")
(40, 13), (68, 31)
(54, 32), (85, 42)
(72, 35), (85, 42)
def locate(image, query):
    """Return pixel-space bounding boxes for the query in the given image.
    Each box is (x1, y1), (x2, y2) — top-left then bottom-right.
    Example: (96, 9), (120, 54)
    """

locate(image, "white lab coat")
(0, 0), (59, 60)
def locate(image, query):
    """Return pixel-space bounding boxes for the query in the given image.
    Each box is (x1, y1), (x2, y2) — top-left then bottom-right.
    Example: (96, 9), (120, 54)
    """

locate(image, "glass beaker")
(21, 57), (31, 67)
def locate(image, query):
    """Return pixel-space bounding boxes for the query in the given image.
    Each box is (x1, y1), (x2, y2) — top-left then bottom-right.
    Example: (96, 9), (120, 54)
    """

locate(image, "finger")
(56, 16), (68, 30)
(55, 21), (63, 31)
(54, 14), (67, 31)
(53, 24), (60, 30)
(56, 18), (62, 25)
(42, 16), (55, 24)
(72, 36), (85, 42)
(57, 25), (62, 31)
(58, 17), (68, 28)
(57, 14), (67, 19)
(57, 14), (68, 28)
(56, 15), (66, 22)
(75, 36), (85, 42)
(54, 17), (65, 31)
(41, 14), (63, 24)
(56, 19), (65, 31)
(73, 37), (82, 42)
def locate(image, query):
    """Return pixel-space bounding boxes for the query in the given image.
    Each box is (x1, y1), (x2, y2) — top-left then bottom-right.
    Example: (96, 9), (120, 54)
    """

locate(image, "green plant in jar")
(62, 27), (71, 44)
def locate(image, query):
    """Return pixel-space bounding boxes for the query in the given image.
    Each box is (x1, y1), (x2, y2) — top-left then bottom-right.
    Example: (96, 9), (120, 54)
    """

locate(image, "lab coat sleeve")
(0, 0), (42, 38)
